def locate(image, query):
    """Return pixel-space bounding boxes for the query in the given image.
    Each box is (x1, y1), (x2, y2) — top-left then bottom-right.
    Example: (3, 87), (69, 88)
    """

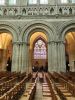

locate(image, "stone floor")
(34, 82), (42, 100)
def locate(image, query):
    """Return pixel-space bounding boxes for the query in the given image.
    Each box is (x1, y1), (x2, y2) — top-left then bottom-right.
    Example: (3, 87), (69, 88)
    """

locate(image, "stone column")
(18, 42), (23, 72)
(48, 42), (52, 71)
(11, 42), (19, 72)
(21, 42), (27, 73)
(48, 41), (58, 72)
(21, 42), (31, 73)
(51, 41), (58, 72)
(29, 47), (32, 73)
(12, 42), (26, 73)
(57, 42), (61, 72)
(57, 41), (66, 72)
(26, 43), (31, 73)
(17, 42), (31, 73)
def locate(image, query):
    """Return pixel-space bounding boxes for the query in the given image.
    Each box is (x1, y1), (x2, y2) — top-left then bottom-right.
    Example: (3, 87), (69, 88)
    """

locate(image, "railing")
(0, 4), (75, 18)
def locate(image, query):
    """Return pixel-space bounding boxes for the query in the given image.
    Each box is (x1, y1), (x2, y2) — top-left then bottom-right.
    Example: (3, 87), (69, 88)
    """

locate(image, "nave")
(0, 71), (75, 100)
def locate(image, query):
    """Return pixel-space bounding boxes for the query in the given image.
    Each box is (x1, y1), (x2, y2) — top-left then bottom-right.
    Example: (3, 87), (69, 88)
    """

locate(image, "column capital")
(13, 41), (23, 45)
(48, 40), (65, 44)
(13, 41), (27, 45)
(47, 41), (55, 44)
(57, 40), (65, 44)
(13, 41), (30, 46)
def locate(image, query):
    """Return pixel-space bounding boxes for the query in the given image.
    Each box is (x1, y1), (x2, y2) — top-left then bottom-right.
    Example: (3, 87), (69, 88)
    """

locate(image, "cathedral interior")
(0, 0), (75, 100)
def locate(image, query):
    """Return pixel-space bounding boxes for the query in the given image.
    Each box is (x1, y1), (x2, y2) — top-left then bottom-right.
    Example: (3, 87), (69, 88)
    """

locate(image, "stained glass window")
(34, 39), (46, 59)
(0, 0), (5, 5)
(9, 0), (16, 5)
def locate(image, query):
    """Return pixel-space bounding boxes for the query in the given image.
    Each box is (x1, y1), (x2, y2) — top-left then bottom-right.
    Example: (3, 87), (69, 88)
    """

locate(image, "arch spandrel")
(58, 20), (75, 41)
(20, 20), (57, 43)
(0, 21), (19, 42)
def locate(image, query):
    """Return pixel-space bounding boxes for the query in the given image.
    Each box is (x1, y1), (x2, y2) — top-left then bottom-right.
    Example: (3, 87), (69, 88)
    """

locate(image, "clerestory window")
(61, 0), (75, 3)
(9, 0), (16, 5)
(0, 0), (5, 5)
(29, 0), (37, 4)
(29, 0), (48, 5)
(72, 0), (75, 3)
(40, 0), (48, 4)
(61, 0), (68, 3)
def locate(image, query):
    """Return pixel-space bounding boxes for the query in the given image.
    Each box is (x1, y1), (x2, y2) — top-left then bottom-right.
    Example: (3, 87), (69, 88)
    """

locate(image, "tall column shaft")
(21, 43), (30, 73)
(57, 41), (66, 72)
(21, 43), (28, 73)
(11, 42), (19, 72)
(57, 43), (61, 72)
(48, 41), (58, 72)
(26, 44), (31, 73)
(48, 42), (52, 71)
(51, 42), (58, 72)
(48, 41), (66, 72)
(12, 42), (31, 73)
(18, 43), (23, 72)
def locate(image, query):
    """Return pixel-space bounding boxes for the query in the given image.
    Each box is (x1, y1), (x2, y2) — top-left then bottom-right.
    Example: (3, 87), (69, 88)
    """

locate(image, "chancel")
(0, 0), (75, 100)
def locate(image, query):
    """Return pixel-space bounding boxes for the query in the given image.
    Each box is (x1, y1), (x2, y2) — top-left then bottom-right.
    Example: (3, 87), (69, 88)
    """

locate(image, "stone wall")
(0, 1), (75, 72)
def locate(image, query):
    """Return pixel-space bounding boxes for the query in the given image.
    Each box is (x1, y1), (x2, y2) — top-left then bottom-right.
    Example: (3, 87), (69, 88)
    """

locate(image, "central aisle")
(34, 72), (51, 100)
(34, 82), (42, 100)
(19, 72), (52, 100)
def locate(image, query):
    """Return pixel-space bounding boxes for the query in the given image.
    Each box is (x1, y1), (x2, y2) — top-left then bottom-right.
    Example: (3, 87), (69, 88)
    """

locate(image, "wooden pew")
(54, 77), (75, 100)
(0, 74), (28, 100)
(46, 74), (58, 100)
(22, 79), (36, 100)
(0, 77), (17, 96)
(0, 94), (6, 100)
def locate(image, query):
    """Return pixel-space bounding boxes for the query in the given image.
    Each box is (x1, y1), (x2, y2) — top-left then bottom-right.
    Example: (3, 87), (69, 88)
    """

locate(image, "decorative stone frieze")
(0, 4), (75, 18)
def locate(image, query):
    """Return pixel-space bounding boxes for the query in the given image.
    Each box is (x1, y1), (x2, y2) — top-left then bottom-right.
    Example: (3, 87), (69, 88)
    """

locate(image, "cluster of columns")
(11, 41), (31, 73)
(48, 40), (66, 73)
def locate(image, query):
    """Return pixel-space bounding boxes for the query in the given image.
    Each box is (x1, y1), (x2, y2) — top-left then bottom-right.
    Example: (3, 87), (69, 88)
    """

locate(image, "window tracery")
(34, 39), (46, 59)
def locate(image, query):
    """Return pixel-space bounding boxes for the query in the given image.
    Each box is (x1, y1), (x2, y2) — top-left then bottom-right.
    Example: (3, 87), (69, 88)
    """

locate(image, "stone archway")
(0, 22), (18, 41)
(0, 22), (19, 72)
(0, 32), (13, 71)
(59, 22), (75, 72)
(30, 32), (48, 72)
(20, 20), (58, 73)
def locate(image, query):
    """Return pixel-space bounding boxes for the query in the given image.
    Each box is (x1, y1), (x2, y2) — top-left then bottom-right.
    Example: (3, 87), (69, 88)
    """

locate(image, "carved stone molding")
(48, 40), (65, 44)
(13, 41), (30, 46)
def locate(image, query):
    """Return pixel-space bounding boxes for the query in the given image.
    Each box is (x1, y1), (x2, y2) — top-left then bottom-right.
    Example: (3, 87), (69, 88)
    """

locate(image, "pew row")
(0, 73), (32, 100)
(54, 76), (75, 100)
(20, 78), (37, 100)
